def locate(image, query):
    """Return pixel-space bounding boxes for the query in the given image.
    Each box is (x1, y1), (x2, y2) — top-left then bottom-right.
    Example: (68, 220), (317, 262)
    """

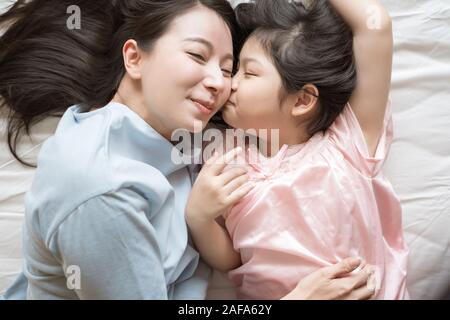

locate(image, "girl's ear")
(123, 39), (143, 80)
(291, 84), (319, 117)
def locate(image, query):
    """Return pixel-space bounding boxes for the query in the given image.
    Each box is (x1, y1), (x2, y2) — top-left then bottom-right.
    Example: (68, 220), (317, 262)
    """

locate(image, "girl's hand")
(282, 257), (377, 300)
(186, 147), (254, 223)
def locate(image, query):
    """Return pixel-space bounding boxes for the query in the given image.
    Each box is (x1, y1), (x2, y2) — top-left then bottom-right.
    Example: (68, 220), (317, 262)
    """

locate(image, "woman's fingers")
(283, 261), (376, 300)
(343, 274), (377, 300)
(322, 257), (362, 279)
(351, 264), (374, 289)
(328, 263), (377, 300)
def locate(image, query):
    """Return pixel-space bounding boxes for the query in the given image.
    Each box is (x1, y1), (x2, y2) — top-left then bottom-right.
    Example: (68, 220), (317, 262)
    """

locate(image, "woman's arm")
(55, 189), (169, 299)
(329, 0), (393, 156)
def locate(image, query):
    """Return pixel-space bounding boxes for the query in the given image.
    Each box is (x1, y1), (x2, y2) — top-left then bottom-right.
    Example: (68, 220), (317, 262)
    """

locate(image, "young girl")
(186, 0), (409, 299)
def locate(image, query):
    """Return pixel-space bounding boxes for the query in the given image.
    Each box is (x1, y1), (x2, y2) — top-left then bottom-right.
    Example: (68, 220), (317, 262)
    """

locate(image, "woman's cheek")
(220, 80), (232, 105)
(173, 57), (204, 85)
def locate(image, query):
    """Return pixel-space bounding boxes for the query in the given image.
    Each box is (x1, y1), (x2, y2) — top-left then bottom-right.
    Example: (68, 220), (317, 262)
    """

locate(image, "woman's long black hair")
(0, 0), (241, 166)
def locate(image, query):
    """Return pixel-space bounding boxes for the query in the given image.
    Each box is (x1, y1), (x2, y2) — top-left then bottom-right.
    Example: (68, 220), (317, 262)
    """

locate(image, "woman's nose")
(203, 66), (226, 93)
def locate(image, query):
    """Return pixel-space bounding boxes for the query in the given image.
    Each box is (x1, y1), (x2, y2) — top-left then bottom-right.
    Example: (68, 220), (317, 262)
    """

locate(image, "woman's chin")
(189, 119), (208, 133)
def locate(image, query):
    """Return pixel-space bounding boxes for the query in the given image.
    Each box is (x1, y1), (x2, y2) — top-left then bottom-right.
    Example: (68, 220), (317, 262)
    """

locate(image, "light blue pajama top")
(3, 102), (209, 299)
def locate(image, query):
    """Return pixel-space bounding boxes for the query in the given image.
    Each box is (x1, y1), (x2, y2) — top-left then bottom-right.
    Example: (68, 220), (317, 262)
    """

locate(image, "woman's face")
(137, 5), (233, 139)
(222, 37), (289, 133)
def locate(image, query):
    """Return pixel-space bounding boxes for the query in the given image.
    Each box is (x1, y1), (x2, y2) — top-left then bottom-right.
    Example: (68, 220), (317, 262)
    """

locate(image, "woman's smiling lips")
(190, 98), (214, 115)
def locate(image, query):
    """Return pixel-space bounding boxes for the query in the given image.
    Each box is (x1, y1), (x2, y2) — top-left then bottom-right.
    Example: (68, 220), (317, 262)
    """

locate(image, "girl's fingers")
(223, 174), (250, 195)
(204, 150), (221, 166)
(206, 147), (243, 175)
(219, 166), (249, 186)
(225, 182), (255, 205)
(223, 147), (243, 163)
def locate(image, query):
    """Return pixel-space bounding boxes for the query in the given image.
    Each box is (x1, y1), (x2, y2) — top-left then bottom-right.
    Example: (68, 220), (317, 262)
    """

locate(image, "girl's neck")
(258, 129), (311, 158)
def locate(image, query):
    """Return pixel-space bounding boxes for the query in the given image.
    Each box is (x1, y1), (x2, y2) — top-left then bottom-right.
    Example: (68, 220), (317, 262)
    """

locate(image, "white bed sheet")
(381, 0), (450, 300)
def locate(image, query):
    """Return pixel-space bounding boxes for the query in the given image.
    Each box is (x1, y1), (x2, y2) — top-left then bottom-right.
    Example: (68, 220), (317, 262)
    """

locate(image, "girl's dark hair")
(0, 0), (241, 166)
(235, 0), (356, 136)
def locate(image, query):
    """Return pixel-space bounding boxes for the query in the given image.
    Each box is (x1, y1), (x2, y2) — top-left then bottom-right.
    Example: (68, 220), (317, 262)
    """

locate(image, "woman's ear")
(123, 39), (143, 80)
(291, 84), (319, 117)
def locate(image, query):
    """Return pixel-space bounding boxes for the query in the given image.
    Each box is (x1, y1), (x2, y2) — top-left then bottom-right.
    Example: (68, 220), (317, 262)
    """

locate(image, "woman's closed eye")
(188, 52), (232, 78)
(188, 52), (207, 62)
(222, 69), (233, 77)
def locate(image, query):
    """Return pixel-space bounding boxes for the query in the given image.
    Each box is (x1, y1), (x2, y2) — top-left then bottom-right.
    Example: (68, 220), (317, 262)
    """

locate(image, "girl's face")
(131, 5), (233, 139)
(222, 37), (290, 133)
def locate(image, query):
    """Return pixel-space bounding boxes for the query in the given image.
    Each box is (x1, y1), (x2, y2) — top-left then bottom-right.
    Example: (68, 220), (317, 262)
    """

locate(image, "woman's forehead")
(166, 5), (233, 53)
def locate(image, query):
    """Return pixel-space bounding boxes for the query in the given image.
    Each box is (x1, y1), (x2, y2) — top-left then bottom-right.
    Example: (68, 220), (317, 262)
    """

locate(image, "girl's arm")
(329, 0), (393, 156)
(186, 147), (253, 272)
(186, 215), (241, 272)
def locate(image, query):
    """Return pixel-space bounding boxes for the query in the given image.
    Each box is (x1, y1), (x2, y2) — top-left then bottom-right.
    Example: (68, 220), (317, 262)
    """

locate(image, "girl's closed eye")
(235, 65), (258, 77)
(244, 71), (258, 77)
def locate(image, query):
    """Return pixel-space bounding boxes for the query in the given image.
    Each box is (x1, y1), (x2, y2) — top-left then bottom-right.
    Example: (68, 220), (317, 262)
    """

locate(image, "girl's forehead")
(239, 38), (270, 65)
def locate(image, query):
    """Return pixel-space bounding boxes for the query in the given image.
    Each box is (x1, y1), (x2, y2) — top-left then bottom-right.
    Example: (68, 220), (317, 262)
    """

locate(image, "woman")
(1, 0), (373, 299)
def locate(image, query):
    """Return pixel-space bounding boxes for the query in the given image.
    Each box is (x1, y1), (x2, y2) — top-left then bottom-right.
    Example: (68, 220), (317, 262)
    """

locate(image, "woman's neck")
(112, 79), (173, 142)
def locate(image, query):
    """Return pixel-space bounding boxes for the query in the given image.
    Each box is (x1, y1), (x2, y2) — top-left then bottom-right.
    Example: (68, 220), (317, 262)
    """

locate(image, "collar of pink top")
(246, 144), (301, 179)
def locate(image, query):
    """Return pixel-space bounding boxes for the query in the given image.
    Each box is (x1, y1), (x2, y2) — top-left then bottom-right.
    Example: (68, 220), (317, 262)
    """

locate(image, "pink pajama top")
(223, 103), (409, 300)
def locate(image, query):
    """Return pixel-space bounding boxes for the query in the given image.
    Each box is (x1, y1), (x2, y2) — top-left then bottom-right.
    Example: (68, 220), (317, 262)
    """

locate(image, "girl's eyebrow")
(183, 37), (233, 62)
(241, 57), (263, 67)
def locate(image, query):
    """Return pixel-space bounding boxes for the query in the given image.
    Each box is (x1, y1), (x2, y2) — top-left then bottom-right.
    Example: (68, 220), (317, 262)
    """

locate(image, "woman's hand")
(282, 258), (377, 300)
(186, 147), (254, 224)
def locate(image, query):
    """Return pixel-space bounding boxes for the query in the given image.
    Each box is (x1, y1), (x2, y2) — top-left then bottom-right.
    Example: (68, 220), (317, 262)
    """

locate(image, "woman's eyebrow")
(183, 37), (233, 62)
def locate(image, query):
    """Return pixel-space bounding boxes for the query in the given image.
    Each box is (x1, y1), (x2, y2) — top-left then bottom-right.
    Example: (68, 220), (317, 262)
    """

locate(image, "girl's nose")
(231, 74), (239, 92)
